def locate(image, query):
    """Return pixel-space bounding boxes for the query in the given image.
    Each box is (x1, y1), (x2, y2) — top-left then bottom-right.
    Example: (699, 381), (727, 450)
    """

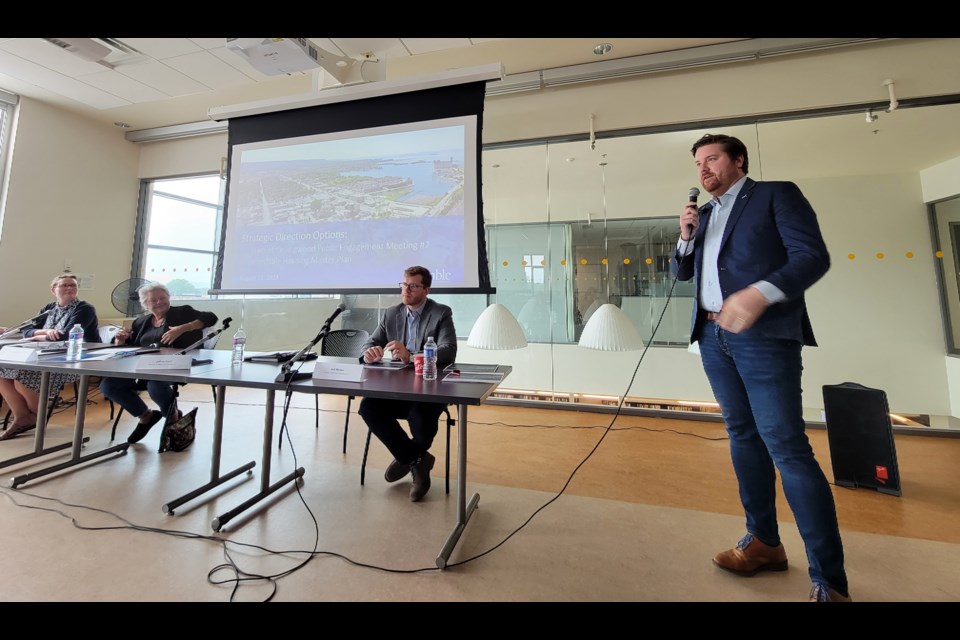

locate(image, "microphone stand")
(177, 317), (232, 364)
(276, 322), (331, 384)
(0, 311), (51, 340)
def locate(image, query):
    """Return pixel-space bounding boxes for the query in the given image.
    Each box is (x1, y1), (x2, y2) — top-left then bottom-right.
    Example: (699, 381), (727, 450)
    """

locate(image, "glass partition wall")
(458, 105), (960, 428)
(146, 101), (960, 428)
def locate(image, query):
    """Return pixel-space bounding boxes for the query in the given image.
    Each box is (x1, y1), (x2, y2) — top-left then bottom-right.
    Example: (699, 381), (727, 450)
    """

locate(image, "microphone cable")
(441, 247), (694, 568)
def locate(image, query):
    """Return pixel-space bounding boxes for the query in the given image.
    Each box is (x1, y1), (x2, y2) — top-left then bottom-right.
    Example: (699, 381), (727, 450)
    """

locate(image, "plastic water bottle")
(66, 324), (84, 361)
(422, 336), (437, 381)
(231, 328), (246, 366)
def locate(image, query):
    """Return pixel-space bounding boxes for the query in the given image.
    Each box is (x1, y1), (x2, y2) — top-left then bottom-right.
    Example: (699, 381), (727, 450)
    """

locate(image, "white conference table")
(0, 346), (510, 568)
(0, 347), (240, 492)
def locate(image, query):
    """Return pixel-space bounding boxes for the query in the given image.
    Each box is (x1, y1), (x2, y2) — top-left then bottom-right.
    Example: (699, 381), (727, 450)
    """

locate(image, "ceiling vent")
(43, 38), (111, 62)
(42, 38), (148, 68)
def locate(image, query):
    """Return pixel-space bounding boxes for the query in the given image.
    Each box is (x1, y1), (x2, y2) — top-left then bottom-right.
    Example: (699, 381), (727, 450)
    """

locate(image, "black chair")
(360, 405), (455, 495)
(317, 328), (370, 453)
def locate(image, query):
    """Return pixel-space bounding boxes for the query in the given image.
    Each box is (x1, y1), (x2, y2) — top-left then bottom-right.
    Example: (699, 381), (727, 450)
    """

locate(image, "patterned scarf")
(45, 299), (80, 332)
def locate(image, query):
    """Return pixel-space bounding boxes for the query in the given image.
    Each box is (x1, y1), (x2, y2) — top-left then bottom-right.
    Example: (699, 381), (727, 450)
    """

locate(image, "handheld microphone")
(686, 187), (700, 238)
(276, 304), (348, 383)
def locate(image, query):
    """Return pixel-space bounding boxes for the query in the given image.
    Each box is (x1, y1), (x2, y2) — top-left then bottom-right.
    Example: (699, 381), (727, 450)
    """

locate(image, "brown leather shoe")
(713, 533), (788, 576)
(809, 583), (852, 602)
(409, 451), (435, 502)
(384, 459), (410, 483)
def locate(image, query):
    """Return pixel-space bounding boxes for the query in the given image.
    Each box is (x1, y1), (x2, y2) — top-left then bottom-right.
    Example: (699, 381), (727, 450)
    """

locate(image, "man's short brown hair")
(404, 265), (432, 288)
(691, 133), (750, 174)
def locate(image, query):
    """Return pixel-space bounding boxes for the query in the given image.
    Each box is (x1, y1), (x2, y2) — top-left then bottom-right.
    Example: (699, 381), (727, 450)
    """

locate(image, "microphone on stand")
(0, 309), (53, 340)
(276, 303), (347, 384)
(178, 317), (232, 360)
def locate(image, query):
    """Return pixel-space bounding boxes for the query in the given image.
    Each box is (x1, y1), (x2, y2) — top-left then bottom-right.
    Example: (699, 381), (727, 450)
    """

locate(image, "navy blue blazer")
(23, 300), (101, 342)
(673, 178), (830, 346)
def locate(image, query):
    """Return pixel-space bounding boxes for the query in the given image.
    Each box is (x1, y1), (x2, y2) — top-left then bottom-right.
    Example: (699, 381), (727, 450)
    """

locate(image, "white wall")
(138, 133), (226, 179)
(801, 173), (949, 416)
(920, 155), (960, 204)
(397, 39), (960, 144)
(0, 97), (139, 324)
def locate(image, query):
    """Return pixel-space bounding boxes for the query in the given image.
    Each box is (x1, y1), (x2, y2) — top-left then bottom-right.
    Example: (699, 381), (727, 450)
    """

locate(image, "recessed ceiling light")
(593, 43), (613, 56)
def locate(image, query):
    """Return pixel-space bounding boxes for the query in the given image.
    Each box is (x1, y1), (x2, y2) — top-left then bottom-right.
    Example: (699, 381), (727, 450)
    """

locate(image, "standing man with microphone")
(358, 266), (457, 502)
(674, 133), (850, 602)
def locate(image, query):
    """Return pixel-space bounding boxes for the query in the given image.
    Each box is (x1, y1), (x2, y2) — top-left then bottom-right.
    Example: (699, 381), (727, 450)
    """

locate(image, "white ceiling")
(3, 37), (957, 180)
(0, 37), (741, 131)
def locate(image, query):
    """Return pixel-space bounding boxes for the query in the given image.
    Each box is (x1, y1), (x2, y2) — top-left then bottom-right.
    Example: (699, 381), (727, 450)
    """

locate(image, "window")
(134, 174), (224, 298)
(0, 88), (18, 235)
(932, 195), (960, 354)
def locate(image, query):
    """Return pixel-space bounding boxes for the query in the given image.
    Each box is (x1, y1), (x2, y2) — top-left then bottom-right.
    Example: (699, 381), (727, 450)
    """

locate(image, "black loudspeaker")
(822, 382), (901, 496)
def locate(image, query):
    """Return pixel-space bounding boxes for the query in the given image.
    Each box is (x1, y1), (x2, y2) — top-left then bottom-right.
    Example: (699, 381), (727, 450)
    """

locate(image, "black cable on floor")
(443, 257), (694, 568)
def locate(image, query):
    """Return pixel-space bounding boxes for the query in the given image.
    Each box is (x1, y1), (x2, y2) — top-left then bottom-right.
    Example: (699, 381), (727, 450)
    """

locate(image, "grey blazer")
(361, 298), (457, 367)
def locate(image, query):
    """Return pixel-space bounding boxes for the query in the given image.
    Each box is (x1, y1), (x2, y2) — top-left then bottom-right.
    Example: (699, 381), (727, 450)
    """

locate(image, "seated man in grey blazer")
(358, 265), (457, 502)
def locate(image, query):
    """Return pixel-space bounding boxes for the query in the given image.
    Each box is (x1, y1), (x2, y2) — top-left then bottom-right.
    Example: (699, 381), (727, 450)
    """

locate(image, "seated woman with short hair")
(100, 283), (217, 445)
(0, 273), (101, 441)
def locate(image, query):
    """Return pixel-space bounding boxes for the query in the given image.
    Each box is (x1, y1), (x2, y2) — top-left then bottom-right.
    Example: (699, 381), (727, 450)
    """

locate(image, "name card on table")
(312, 355), (364, 383)
(0, 346), (38, 363)
(136, 354), (193, 371)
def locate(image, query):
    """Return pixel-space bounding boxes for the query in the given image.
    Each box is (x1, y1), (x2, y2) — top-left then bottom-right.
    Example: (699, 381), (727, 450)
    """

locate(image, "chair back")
(202, 332), (222, 350)
(321, 329), (370, 358)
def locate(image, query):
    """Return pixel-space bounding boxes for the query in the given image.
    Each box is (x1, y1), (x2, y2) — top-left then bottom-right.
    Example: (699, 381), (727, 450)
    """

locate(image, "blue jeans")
(698, 321), (847, 593)
(99, 377), (175, 419)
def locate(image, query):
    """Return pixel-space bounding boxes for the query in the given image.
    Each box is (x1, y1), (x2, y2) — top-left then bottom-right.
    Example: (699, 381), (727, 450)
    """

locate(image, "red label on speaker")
(876, 465), (889, 482)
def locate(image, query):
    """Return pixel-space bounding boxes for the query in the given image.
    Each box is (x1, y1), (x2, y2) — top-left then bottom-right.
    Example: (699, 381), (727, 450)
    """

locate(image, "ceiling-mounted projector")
(226, 38), (321, 75)
(226, 38), (383, 85)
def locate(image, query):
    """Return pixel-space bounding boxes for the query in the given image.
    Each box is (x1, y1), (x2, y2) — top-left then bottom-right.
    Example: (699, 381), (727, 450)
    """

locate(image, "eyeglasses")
(398, 282), (424, 291)
(56, 284), (78, 290)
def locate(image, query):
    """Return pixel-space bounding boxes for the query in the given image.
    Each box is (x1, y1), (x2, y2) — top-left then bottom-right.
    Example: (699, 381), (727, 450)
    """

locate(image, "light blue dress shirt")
(405, 304), (423, 353)
(677, 176), (785, 311)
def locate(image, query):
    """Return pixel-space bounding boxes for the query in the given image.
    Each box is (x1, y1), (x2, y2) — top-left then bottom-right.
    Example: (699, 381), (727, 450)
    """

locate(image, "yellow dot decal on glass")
(560, 259), (567, 266)
(623, 258), (630, 265)
(935, 251), (944, 259)
(581, 258), (588, 265)
(876, 252), (885, 260)
(905, 251), (914, 259)
(847, 253), (855, 260)
(540, 259), (546, 266)
(502, 261), (508, 267)
(645, 257), (653, 265)
(521, 260), (527, 266)
(601, 258), (608, 265)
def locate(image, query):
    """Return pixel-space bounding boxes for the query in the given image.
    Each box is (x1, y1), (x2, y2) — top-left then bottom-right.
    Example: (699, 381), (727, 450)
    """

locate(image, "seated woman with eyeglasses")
(0, 274), (101, 441)
(99, 282), (217, 445)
